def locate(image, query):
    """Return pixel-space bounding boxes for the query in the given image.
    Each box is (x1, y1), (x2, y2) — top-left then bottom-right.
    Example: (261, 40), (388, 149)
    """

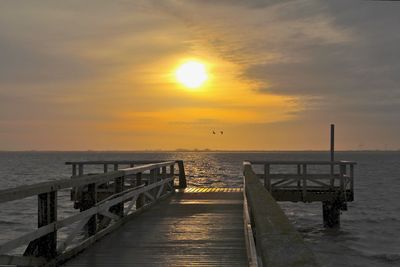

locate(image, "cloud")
(1, 0), (399, 149)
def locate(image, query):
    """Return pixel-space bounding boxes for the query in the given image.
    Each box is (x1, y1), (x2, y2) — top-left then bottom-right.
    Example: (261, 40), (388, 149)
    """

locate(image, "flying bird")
(212, 130), (216, 135)
(220, 131), (224, 135)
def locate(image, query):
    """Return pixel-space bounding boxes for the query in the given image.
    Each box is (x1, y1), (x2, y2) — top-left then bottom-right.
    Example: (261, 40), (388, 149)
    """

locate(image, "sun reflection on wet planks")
(63, 190), (247, 267)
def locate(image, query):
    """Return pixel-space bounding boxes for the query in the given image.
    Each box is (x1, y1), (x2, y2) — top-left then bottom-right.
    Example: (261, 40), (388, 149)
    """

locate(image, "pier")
(0, 158), (355, 266)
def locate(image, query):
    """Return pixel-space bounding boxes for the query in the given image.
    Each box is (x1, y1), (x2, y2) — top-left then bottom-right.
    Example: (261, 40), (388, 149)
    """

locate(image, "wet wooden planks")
(63, 190), (247, 267)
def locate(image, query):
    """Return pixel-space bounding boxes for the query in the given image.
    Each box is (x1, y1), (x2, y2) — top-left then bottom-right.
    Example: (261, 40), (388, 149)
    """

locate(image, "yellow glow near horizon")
(175, 61), (208, 89)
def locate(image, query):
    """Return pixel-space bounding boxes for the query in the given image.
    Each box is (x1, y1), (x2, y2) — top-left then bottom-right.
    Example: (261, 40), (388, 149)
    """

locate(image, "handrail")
(65, 160), (167, 165)
(65, 160), (187, 189)
(243, 161), (320, 267)
(0, 160), (183, 266)
(247, 160), (355, 198)
(0, 161), (176, 203)
(249, 160), (356, 165)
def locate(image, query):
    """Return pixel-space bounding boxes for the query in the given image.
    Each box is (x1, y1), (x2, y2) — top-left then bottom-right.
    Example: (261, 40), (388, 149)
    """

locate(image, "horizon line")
(0, 149), (399, 153)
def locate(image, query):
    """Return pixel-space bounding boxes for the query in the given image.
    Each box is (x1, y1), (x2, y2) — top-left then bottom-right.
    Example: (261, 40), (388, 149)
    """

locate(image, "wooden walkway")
(63, 189), (247, 267)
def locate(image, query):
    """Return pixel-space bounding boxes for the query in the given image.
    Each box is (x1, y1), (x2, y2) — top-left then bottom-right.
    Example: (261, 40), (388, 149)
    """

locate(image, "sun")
(175, 61), (208, 89)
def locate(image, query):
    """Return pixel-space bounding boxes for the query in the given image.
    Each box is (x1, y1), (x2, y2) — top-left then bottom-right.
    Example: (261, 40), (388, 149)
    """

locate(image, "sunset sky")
(1, 0), (399, 150)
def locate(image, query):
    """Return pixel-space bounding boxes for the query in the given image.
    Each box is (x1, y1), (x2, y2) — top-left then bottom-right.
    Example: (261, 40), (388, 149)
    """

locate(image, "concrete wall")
(244, 162), (321, 267)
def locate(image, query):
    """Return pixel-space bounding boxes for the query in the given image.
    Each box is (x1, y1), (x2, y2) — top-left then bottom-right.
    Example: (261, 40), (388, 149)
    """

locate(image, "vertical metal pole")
(330, 124), (335, 188)
(330, 124), (335, 162)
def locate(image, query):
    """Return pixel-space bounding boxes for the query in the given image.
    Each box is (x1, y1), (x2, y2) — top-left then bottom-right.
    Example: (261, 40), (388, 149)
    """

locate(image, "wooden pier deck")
(64, 189), (247, 267)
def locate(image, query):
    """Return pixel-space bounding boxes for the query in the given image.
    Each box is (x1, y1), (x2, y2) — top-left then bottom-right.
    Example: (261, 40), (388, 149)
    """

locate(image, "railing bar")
(277, 179), (299, 188)
(58, 216), (91, 253)
(0, 177), (174, 254)
(0, 224), (55, 254)
(0, 162), (176, 203)
(125, 195), (139, 215)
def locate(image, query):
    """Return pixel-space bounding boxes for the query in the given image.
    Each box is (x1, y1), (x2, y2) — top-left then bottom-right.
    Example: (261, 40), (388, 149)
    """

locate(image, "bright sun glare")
(176, 61), (208, 89)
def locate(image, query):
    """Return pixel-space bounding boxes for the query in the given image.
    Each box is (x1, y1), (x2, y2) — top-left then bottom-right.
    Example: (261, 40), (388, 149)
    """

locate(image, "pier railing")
(243, 161), (320, 267)
(249, 160), (355, 202)
(65, 160), (187, 189)
(0, 160), (184, 266)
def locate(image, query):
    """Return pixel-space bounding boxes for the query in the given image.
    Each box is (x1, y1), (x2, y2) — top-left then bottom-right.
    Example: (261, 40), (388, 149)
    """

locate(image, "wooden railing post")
(71, 164), (77, 201)
(78, 164), (84, 176)
(39, 191), (57, 258)
(302, 164), (307, 199)
(177, 160), (187, 189)
(136, 172), (144, 209)
(85, 183), (97, 236)
(103, 164), (108, 173)
(330, 163), (335, 188)
(340, 164), (345, 192)
(297, 164), (301, 189)
(350, 164), (354, 193)
(150, 169), (157, 198)
(170, 164), (175, 189)
(72, 164), (77, 177)
(24, 191), (58, 259)
(264, 164), (270, 191)
(112, 176), (124, 217)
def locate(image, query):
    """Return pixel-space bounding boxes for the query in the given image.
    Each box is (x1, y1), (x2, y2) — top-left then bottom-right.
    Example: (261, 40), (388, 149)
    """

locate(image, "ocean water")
(0, 151), (399, 266)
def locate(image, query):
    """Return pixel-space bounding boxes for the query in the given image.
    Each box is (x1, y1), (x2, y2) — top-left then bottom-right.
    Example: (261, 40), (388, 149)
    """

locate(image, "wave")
(0, 220), (20, 225)
(369, 253), (400, 263)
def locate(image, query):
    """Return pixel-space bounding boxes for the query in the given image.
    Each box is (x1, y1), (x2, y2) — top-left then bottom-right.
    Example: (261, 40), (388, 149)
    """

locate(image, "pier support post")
(322, 200), (341, 228)
(80, 183), (97, 236)
(86, 183), (97, 235)
(330, 124), (335, 188)
(264, 164), (270, 191)
(112, 176), (124, 217)
(177, 160), (187, 189)
(24, 191), (57, 259)
(136, 172), (144, 209)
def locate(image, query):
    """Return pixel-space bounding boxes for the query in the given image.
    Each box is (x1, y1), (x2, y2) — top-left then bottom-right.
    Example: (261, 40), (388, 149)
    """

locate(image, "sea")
(0, 151), (399, 267)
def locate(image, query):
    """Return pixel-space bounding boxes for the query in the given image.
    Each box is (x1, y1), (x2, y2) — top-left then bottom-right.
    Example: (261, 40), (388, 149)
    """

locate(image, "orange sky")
(1, 1), (399, 151)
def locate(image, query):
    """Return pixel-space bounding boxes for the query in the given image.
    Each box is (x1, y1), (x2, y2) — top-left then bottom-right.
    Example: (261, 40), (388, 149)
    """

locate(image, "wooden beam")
(0, 161), (176, 203)
(24, 191), (57, 259)
(177, 160), (187, 188)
